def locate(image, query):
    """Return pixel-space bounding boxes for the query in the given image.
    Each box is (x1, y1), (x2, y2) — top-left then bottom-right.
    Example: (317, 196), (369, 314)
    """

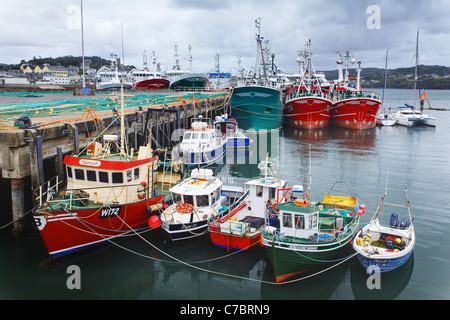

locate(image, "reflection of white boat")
(376, 113), (396, 126)
(393, 105), (437, 127)
(159, 168), (248, 241)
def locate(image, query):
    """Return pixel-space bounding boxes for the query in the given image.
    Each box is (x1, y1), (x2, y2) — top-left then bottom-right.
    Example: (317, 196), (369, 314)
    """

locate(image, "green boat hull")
(264, 238), (354, 283)
(170, 76), (208, 90)
(230, 86), (282, 131)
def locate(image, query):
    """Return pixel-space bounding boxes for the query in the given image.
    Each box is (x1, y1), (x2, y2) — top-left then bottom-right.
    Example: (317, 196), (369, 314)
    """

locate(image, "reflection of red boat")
(135, 78), (170, 90)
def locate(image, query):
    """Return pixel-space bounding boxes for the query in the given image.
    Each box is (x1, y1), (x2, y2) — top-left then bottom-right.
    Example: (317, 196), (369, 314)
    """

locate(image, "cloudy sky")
(1, 0), (449, 73)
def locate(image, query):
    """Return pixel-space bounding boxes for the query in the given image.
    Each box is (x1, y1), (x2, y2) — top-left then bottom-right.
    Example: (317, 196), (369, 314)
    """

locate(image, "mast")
(336, 53), (344, 83)
(188, 44), (193, 72)
(414, 30), (420, 101)
(255, 17), (267, 81)
(382, 49), (389, 108)
(174, 44), (180, 70)
(80, 0), (86, 89)
(121, 22), (125, 69)
(143, 50), (148, 70)
(120, 23), (126, 156)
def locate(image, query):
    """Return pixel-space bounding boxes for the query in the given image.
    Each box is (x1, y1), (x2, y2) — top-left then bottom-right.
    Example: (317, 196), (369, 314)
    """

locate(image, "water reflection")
(350, 254), (414, 300)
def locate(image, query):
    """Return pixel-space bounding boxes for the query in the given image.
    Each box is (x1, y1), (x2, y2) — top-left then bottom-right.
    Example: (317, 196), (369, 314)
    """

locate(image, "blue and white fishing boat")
(353, 189), (415, 272)
(173, 115), (252, 166)
(214, 114), (253, 148)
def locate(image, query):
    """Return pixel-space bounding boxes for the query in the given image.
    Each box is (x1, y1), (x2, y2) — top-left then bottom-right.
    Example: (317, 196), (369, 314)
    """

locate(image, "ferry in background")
(130, 51), (169, 90)
(96, 54), (133, 91)
(165, 44), (208, 91)
(330, 52), (381, 130)
(284, 40), (332, 129)
(230, 18), (283, 131)
(208, 52), (236, 90)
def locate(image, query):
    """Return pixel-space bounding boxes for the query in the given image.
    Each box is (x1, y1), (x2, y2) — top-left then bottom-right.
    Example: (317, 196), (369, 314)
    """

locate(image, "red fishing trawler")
(284, 40), (332, 129)
(33, 87), (166, 257)
(330, 52), (381, 130)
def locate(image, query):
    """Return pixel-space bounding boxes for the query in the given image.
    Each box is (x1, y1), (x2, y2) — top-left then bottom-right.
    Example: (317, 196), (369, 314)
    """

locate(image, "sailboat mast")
(80, 0), (86, 89)
(382, 49), (389, 108)
(414, 30), (420, 96)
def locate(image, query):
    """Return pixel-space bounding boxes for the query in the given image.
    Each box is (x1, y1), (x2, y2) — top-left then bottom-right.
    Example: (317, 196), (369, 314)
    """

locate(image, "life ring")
(176, 203), (193, 214)
(137, 181), (147, 200)
(294, 199), (309, 207)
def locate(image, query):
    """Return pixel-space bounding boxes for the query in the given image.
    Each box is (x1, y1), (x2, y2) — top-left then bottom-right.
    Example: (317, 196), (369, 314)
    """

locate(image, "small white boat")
(174, 116), (227, 166)
(376, 112), (396, 126)
(393, 105), (437, 127)
(159, 168), (248, 241)
(353, 189), (415, 272)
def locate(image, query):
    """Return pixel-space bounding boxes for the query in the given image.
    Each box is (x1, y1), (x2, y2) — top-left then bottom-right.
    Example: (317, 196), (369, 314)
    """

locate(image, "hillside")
(320, 65), (450, 90)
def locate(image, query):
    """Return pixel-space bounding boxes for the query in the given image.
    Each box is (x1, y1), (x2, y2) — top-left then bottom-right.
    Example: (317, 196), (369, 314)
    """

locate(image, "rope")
(113, 213), (358, 285)
(0, 207), (35, 230)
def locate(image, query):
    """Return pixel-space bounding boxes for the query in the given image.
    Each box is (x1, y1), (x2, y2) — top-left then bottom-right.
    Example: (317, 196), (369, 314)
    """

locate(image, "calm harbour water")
(0, 89), (449, 300)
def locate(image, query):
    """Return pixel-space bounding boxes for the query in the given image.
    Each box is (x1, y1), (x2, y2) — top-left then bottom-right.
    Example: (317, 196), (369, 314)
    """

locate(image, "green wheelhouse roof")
(276, 202), (320, 214)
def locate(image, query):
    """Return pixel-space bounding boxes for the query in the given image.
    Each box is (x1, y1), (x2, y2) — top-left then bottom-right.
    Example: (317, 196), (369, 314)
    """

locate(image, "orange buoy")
(148, 215), (161, 229)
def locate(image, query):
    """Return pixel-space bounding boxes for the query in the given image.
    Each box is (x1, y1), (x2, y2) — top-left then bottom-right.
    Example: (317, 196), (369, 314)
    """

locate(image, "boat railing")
(335, 91), (380, 101)
(34, 175), (65, 207)
(172, 86), (223, 93)
(35, 182), (157, 210)
(286, 91), (331, 101)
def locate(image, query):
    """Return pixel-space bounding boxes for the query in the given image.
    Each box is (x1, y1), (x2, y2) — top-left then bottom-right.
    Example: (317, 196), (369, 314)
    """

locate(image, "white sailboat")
(393, 31), (437, 127)
(376, 50), (396, 126)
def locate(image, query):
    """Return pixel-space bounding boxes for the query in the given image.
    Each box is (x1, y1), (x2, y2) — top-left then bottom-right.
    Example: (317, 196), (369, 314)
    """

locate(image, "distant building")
(36, 75), (71, 85)
(0, 72), (30, 85)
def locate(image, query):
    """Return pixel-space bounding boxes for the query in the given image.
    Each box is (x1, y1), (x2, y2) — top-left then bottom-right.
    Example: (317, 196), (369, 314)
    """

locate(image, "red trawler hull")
(330, 97), (381, 130)
(34, 195), (165, 257)
(135, 78), (170, 90)
(284, 96), (332, 129)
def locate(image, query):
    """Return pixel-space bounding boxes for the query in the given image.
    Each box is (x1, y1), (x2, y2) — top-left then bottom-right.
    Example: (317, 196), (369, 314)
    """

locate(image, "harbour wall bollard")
(0, 96), (227, 235)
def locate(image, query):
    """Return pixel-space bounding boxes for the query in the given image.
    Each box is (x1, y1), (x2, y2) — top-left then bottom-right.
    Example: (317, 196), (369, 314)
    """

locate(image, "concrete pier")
(0, 95), (227, 234)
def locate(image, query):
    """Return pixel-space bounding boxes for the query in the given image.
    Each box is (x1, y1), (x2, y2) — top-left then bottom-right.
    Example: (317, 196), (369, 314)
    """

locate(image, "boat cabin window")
(75, 169), (85, 180)
(184, 195), (194, 206)
(99, 171), (109, 183)
(201, 133), (210, 140)
(196, 194), (210, 207)
(295, 215), (305, 229)
(67, 167), (73, 178)
(269, 187), (276, 199)
(311, 214), (318, 229)
(191, 133), (199, 140)
(172, 193), (182, 204)
(211, 188), (220, 204)
(126, 170), (132, 182)
(86, 170), (97, 182)
(183, 132), (191, 140)
(283, 213), (292, 228)
(134, 168), (139, 180)
(112, 172), (123, 184)
(256, 185), (263, 197)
